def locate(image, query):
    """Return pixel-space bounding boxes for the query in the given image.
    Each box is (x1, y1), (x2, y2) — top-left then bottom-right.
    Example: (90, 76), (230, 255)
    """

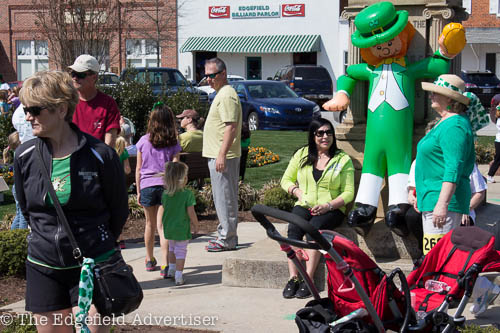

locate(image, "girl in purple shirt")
(136, 103), (181, 273)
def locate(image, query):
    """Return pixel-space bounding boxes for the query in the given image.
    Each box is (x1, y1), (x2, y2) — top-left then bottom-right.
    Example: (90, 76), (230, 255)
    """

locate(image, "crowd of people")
(1, 51), (499, 331)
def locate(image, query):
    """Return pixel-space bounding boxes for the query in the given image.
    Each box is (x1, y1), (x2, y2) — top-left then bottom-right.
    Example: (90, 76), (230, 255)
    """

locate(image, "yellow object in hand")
(440, 23), (466, 55)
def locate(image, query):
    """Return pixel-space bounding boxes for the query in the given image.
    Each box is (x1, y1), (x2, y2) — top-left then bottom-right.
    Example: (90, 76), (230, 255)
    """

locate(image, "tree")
(32, 0), (128, 70)
(133, 0), (178, 67)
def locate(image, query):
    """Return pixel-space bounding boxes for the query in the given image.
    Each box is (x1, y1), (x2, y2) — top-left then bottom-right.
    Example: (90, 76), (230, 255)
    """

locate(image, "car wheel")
(248, 112), (259, 131)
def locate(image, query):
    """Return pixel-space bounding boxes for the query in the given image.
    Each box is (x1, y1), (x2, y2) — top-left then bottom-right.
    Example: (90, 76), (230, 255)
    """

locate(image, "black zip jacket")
(14, 124), (129, 268)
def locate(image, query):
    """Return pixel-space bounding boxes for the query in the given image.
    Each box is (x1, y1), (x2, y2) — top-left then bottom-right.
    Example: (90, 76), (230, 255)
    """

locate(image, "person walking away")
(115, 136), (131, 249)
(136, 102), (181, 273)
(486, 104), (500, 183)
(177, 109), (204, 152)
(202, 57), (242, 252)
(69, 54), (121, 147)
(158, 161), (199, 285)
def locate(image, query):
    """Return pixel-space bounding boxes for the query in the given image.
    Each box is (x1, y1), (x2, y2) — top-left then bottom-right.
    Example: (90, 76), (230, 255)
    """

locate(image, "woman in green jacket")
(280, 118), (355, 299)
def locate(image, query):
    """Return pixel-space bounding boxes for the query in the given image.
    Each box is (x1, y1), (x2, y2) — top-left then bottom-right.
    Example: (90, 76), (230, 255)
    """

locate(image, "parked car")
(460, 70), (500, 107)
(98, 72), (120, 88)
(197, 74), (245, 95)
(120, 67), (208, 103)
(273, 65), (333, 108)
(230, 80), (321, 131)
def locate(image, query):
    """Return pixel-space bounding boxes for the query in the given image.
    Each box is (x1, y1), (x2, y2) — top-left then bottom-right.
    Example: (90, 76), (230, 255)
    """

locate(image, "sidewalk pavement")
(2, 165), (500, 332)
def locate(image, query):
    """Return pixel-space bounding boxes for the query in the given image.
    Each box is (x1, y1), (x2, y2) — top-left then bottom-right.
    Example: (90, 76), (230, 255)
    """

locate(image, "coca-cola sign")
(282, 4), (305, 17)
(209, 6), (230, 18)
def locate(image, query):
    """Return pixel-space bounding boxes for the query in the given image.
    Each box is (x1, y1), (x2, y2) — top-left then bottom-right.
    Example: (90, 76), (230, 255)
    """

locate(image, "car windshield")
(465, 73), (500, 85)
(134, 70), (188, 87)
(247, 83), (298, 99)
(228, 77), (244, 82)
(295, 67), (330, 80)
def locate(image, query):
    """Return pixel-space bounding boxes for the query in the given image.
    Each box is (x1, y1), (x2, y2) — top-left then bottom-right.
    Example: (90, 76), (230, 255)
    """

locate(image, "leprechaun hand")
(438, 23), (466, 59)
(323, 92), (350, 111)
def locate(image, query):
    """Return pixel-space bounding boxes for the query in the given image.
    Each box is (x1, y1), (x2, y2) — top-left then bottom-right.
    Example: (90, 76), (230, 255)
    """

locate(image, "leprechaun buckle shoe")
(385, 204), (411, 237)
(347, 203), (377, 237)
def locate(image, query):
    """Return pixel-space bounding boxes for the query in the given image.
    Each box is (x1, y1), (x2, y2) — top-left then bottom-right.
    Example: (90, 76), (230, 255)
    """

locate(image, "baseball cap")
(176, 109), (199, 119)
(68, 54), (100, 73)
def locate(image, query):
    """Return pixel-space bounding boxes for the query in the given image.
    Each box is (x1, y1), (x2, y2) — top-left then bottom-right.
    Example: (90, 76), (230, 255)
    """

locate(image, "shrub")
(0, 165), (14, 185)
(1, 314), (37, 333)
(0, 214), (14, 231)
(460, 325), (500, 332)
(0, 114), (16, 154)
(0, 229), (29, 277)
(187, 185), (209, 214)
(247, 146), (280, 168)
(238, 181), (258, 211)
(258, 179), (295, 211)
(475, 141), (495, 164)
(128, 195), (145, 219)
(162, 88), (209, 119)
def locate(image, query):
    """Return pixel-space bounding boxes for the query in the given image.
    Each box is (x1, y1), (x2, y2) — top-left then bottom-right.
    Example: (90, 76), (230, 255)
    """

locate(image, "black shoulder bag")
(36, 146), (143, 316)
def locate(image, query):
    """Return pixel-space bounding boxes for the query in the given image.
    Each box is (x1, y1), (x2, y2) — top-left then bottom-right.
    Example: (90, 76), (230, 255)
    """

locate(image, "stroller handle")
(251, 204), (332, 251)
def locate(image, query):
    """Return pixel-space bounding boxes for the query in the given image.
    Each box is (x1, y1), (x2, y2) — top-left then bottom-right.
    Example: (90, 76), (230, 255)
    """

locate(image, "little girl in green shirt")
(158, 161), (199, 285)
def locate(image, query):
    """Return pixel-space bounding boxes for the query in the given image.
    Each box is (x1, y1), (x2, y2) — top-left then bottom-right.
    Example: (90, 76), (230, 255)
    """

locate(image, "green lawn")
(244, 130), (307, 189)
(0, 186), (16, 220)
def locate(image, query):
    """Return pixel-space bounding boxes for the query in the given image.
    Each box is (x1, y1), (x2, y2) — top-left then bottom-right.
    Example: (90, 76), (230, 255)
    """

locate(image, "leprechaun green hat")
(351, 2), (409, 49)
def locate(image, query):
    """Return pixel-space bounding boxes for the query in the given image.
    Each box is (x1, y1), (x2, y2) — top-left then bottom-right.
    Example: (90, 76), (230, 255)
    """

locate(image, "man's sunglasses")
(70, 71), (94, 79)
(205, 70), (223, 79)
(315, 129), (334, 137)
(24, 106), (46, 117)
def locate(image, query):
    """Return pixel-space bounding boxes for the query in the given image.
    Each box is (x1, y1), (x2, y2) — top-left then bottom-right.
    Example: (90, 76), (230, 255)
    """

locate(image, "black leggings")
(287, 205), (345, 241)
(488, 141), (500, 177)
(405, 206), (423, 253)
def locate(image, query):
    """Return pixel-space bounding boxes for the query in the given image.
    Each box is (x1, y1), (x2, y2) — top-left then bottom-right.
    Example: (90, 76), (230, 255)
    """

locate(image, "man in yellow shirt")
(203, 58), (242, 252)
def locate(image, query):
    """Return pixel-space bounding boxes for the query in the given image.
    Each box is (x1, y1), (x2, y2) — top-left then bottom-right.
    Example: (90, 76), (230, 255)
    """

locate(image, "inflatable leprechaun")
(323, 2), (466, 236)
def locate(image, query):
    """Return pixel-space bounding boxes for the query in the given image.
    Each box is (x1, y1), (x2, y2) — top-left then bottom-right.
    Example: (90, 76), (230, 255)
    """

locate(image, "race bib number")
(423, 233), (445, 255)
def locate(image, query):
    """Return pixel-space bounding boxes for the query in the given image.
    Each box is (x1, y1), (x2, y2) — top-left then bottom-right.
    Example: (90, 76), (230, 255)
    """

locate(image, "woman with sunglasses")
(135, 102), (181, 277)
(280, 118), (355, 299)
(14, 71), (128, 332)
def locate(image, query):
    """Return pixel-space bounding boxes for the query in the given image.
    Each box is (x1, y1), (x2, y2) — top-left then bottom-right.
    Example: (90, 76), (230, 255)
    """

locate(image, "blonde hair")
(163, 161), (188, 195)
(115, 136), (127, 156)
(3, 131), (20, 164)
(19, 71), (79, 122)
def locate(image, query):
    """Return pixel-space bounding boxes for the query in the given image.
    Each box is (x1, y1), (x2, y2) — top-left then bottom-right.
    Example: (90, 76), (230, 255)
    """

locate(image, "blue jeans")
(11, 185), (28, 229)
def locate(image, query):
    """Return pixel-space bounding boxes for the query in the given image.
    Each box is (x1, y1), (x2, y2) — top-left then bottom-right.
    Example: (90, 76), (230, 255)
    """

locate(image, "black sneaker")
(296, 280), (312, 299)
(283, 277), (300, 299)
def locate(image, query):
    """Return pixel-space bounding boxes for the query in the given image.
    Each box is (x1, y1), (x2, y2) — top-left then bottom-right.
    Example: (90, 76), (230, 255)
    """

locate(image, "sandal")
(205, 241), (235, 252)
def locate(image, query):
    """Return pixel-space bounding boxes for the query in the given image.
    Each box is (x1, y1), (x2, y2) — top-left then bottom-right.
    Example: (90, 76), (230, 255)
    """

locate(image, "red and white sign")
(209, 6), (230, 18)
(281, 4), (305, 17)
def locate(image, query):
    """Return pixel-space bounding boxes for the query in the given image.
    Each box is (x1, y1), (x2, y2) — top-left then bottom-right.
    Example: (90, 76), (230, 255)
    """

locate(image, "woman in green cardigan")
(280, 118), (355, 299)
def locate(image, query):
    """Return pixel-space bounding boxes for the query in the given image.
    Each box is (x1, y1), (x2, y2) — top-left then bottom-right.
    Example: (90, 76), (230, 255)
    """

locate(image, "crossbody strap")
(35, 145), (82, 261)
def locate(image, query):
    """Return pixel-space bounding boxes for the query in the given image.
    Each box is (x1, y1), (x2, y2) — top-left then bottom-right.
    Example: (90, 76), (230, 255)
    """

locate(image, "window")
(126, 39), (160, 67)
(16, 40), (49, 81)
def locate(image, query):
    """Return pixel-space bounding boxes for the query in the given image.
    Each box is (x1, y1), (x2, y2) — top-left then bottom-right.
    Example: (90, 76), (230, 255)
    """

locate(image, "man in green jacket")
(323, 2), (466, 235)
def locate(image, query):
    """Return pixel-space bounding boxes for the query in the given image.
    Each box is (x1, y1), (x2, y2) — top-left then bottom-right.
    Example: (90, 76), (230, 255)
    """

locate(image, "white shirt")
(12, 104), (35, 144)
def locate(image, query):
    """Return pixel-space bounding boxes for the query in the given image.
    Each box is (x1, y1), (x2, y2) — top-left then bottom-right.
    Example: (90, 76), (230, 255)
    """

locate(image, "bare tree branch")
(32, 0), (131, 70)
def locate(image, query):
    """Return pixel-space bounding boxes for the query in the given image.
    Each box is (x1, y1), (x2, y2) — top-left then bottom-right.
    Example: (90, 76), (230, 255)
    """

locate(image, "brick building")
(0, 0), (178, 82)
(462, 0), (500, 76)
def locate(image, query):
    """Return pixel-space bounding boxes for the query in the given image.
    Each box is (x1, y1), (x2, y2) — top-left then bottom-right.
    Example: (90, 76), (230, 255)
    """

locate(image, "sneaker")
(470, 277), (500, 317)
(295, 280), (312, 299)
(145, 257), (157, 271)
(487, 175), (496, 184)
(167, 268), (175, 278)
(175, 276), (185, 286)
(282, 277), (300, 299)
(160, 266), (167, 278)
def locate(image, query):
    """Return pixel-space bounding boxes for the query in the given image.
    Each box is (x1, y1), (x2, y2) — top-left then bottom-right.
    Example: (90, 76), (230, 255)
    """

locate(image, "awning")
(180, 34), (321, 53)
(466, 28), (500, 44)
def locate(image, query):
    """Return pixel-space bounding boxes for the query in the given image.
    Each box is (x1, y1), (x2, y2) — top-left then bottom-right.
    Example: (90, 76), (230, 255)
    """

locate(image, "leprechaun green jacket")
(281, 147), (355, 213)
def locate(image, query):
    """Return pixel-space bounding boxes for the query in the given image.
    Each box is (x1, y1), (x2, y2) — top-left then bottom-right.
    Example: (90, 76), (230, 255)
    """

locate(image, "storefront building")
(177, 1), (349, 87)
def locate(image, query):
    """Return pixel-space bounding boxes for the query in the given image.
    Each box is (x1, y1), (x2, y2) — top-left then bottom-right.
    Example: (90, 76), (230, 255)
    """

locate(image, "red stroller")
(251, 204), (500, 333)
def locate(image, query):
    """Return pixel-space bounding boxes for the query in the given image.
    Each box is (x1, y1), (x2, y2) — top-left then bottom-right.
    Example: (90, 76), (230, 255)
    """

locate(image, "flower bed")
(0, 166), (13, 185)
(247, 146), (280, 168)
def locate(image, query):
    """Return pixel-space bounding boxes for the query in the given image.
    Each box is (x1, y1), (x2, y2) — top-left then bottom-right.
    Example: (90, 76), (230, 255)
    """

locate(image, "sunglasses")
(24, 106), (46, 117)
(205, 70), (223, 79)
(315, 129), (334, 137)
(70, 71), (93, 79)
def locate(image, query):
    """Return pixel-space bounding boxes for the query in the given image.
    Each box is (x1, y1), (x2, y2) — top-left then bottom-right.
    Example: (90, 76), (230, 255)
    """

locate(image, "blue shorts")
(140, 186), (164, 207)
